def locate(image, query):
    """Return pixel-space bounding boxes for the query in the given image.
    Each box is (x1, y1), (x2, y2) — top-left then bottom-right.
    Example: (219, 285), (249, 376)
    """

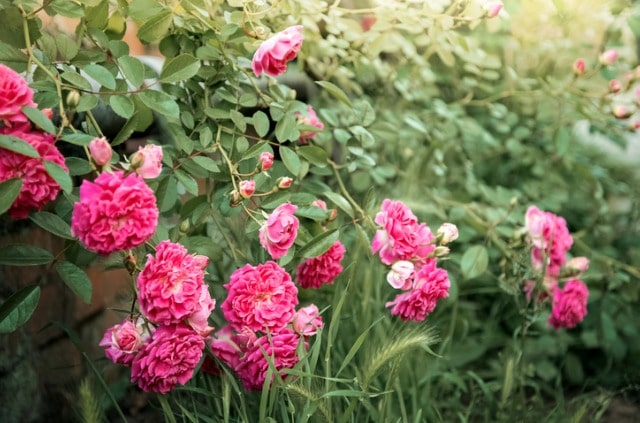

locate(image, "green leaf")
(30, 211), (73, 239)
(323, 191), (354, 218)
(275, 114), (299, 142)
(118, 56), (145, 88)
(174, 169), (199, 195)
(298, 145), (328, 167)
(160, 54), (201, 83)
(297, 229), (340, 259)
(229, 109), (247, 132)
(21, 106), (56, 134)
(138, 10), (172, 44)
(137, 90), (179, 118)
(65, 157), (92, 176)
(76, 94), (99, 113)
(109, 94), (135, 119)
(0, 285), (40, 334)
(83, 63), (116, 90)
(461, 245), (489, 280)
(0, 42), (29, 72)
(0, 135), (40, 158)
(156, 175), (178, 213)
(0, 178), (22, 215)
(112, 113), (139, 146)
(61, 71), (93, 91)
(44, 161), (72, 194)
(280, 146), (301, 177)
(252, 110), (270, 137)
(55, 33), (78, 61)
(316, 81), (352, 107)
(50, 0), (85, 17)
(61, 132), (94, 146)
(191, 156), (220, 173)
(0, 245), (53, 266)
(56, 261), (92, 304)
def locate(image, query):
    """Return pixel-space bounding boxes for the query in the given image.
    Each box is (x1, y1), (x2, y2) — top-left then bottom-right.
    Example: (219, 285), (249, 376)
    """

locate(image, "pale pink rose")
(221, 261), (298, 333)
(385, 259), (449, 322)
(296, 105), (324, 143)
(609, 79), (622, 93)
(99, 317), (149, 366)
(600, 49), (618, 66)
(548, 279), (589, 329)
(89, 137), (112, 166)
(386, 260), (415, 290)
(566, 257), (589, 275)
(573, 58), (586, 75)
(0, 128), (67, 219)
(137, 240), (208, 325)
(131, 323), (205, 394)
(0, 64), (36, 124)
(252, 25), (304, 77)
(436, 223), (458, 245)
(484, 1), (503, 18)
(239, 180), (255, 198)
(71, 171), (158, 255)
(371, 199), (435, 265)
(277, 176), (294, 189)
(613, 105), (631, 119)
(525, 206), (573, 278)
(525, 206), (553, 248)
(296, 240), (346, 289)
(259, 202), (299, 259)
(259, 152), (274, 171)
(131, 144), (163, 179)
(187, 285), (216, 336)
(292, 304), (323, 336)
(235, 328), (301, 391)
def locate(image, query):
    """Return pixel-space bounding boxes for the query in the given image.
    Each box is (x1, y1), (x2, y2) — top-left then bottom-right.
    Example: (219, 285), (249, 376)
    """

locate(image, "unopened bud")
(124, 254), (137, 275)
(327, 208), (338, 221)
(484, 1), (503, 18)
(434, 246), (450, 257)
(179, 219), (190, 233)
(567, 257), (589, 274)
(229, 190), (242, 207)
(259, 152), (274, 172)
(613, 105), (632, 119)
(239, 180), (256, 198)
(89, 137), (112, 166)
(609, 79), (622, 93)
(572, 58), (585, 76)
(66, 90), (81, 108)
(436, 223), (459, 245)
(277, 176), (293, 189)
(311, 199), (327, 210)
(131, 144), (163, 179)
(599, 49), (618, 66)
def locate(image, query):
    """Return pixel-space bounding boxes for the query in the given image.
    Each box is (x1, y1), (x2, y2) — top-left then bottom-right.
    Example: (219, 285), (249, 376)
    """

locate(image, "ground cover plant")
(0, 0), (639, 421)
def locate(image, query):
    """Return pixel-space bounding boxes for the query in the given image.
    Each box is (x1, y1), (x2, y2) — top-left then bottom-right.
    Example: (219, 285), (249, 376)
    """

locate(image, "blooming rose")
(259, 202), (299, 259)
(252, 25), (304, 77)
(99, 317), (149, 366)
(89, 137), (112, 166)
(137, 240), (209, 325)
(292, 304), (323, 336)
(296, 105), (324, 143)
(201, 326), (243, 375)
(131, 144), (163, 179)
(385, 259), (450, 322)
(525, 206), (573, 278)
(371, 199), (435, 265)
(221, 261), (298, 333)
(259, 152), (274, 171)
(0, 64), (36, 124)
(71, 171), (158, 255)
(548, 279), (589, 330)
(0, 128), (67, 219)
(131, 323), (205, 394)
(187, 285), (216, 336)
(235, 329), (301, 391)
(386, 260), (415, 290)
(296, 240), (345, 289)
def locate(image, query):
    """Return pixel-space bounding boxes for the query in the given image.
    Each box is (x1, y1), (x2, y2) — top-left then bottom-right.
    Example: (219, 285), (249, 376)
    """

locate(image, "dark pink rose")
(296, 240), (345, 289)
(0, 64), (36, 124)
(548, 279), (589, 330)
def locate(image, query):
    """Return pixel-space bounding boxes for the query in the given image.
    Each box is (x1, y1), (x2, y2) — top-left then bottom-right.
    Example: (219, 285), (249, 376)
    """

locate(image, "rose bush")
(0, 0), (638, 421)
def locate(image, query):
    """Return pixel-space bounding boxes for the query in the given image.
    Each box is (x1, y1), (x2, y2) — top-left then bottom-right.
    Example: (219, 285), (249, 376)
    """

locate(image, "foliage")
(1, 0), (639, 421)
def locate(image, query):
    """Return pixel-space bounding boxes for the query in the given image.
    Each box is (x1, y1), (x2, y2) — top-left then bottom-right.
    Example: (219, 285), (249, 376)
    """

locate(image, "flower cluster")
(0, 65), (67, 219)
(372, 199), (454, 322)
(524, 206), (589, 330)
(100, 241), (214, 393)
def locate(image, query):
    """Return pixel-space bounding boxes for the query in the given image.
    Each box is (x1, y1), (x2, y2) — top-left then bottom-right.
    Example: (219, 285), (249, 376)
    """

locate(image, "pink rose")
(259, 202), (299, 259)
(259, 152), (274, 171)
(0, 64), (36, 124)
(609, 80), (622, 94)
(371, 199), (435, 265)
(89, 137), (112, 166)
(292, 304), (323, 336)
(131, 144), (163, 179)
(484, 1), (503, 18)
(131, 323), (205, 394)
(239, 179), (255, 198)
(525, 206), (573, 278)
(385, 259), (450, 322)
(99, 317), (149, 366)
(235, 329), (301, 391)
(252, 25), (304, 77)
(573, 58), (586, 75)
(202, 326), (243, 375)
(386, 260), (415, 290)
(296, 240), (346, 289)
(71, 171), (158, 255)
(137, 240), (209, 325)
(277, 176), (294, 189)
(187, 285), (216, 336)
(0, 127), (67, 219)
(296, 105), (324, 143)
(548, 279), (589, 329)
(600, 49), (618, 66)
(221, 261), (298, 333)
